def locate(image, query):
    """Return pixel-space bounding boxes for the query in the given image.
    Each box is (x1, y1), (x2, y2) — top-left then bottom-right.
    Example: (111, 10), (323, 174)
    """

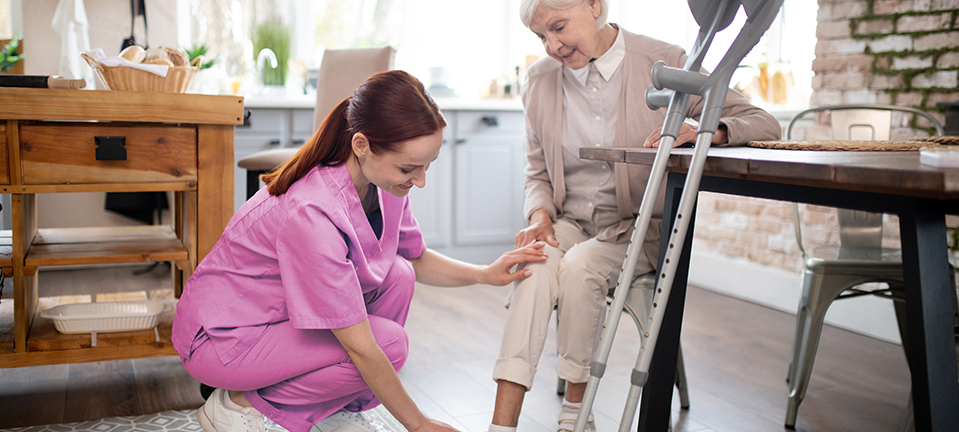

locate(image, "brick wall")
(694, 0), (959, 273)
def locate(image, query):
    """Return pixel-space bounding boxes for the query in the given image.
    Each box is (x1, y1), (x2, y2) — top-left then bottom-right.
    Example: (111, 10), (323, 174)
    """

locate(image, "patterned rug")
(0, 405), (407, 432)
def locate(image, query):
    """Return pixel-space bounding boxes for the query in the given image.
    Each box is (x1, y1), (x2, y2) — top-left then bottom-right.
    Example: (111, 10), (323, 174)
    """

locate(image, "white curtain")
(51, 0), (94, 88)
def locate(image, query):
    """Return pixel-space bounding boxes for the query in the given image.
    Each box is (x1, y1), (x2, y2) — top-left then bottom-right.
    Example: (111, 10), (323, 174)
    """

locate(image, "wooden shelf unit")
(0, 89), (241, 368)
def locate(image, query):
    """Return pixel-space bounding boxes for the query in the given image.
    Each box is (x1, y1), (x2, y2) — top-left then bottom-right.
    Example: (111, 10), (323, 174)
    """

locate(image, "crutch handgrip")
(645, 86), (673, 111)
(650, 61), (709, 94)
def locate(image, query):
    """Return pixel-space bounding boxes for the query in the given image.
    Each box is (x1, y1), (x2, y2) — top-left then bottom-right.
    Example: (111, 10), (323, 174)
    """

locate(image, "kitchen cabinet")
(235, 98), (527, 263)
(0, 89), (240, 368)
(412, 104), (527, 263)
(233, 100), (315, 212)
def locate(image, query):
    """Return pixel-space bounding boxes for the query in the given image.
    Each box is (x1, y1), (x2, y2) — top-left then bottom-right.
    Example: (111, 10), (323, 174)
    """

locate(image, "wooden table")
(0, 89), (241, 367)
(581, 146), (959, 432)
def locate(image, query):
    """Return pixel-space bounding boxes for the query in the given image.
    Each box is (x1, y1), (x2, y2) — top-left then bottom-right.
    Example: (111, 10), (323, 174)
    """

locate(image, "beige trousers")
(492, 218), (653, 389)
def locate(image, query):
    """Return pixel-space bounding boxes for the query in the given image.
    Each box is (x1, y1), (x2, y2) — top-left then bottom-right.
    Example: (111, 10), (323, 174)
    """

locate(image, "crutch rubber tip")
(631, 369), (649, 387)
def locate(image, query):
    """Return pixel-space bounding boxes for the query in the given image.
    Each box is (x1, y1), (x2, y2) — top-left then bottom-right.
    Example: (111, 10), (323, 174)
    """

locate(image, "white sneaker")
(557, 401), (595, 432)
(197, 388), (266, 432)
(311, 410), (388, 432)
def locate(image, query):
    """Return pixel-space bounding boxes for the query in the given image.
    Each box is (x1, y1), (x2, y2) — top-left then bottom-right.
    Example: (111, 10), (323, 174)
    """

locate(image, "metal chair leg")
(786, 272), (866, 427)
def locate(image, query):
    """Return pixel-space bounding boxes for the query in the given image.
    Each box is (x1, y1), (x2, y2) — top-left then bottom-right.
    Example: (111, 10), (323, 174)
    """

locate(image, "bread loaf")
(164, 47), (190, 67)
(143, 47), (171, 65)
(119, 45), (146, 64)
(143, 58), (175, 67)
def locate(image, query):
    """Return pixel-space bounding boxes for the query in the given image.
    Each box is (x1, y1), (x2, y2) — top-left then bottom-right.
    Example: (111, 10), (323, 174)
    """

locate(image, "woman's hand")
(643, 123), (728, 148)
(479, 240), (548, 286)
(412, 418), (461, 432)
(515, 208), (559, 249)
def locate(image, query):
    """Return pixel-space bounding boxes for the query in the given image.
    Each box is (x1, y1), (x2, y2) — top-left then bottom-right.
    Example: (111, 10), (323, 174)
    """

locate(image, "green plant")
(0, 34), (24, 72)
(183, 43), (216, 70)
(252, 22), (291, 86)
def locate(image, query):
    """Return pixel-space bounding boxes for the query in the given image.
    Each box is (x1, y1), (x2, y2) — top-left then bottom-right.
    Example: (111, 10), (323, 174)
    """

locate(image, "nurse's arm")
(407, 242), (547, 287)
(332, 319), (459, 432)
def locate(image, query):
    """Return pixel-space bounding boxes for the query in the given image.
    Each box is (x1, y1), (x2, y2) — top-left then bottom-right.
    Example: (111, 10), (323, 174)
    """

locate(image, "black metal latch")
(95, 136), (127, 161)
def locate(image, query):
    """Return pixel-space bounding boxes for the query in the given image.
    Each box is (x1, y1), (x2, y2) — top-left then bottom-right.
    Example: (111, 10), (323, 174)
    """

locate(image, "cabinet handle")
(268, 139), (281, 147)
(455, 138), (467, 144)
(481, 116), (499, 127)
(95, 136), (127, 161)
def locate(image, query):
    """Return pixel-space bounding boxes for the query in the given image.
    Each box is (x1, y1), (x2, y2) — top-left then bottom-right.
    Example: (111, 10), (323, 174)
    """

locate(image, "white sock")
(562, 400), (582, 411)
(488, 424), (517, 432)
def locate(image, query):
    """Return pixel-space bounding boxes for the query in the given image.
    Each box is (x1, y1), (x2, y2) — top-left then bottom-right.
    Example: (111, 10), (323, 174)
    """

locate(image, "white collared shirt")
(560, 25), (626, 233)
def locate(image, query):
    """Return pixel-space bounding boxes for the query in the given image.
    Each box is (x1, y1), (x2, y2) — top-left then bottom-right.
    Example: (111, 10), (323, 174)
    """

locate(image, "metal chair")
(556, 272), (691, 412)
(783, 104), (956, 428)
(237, 46), (395, 200)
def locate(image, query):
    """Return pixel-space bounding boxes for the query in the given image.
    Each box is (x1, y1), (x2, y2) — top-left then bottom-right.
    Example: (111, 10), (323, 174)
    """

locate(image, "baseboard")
(688, 250), (903, 344)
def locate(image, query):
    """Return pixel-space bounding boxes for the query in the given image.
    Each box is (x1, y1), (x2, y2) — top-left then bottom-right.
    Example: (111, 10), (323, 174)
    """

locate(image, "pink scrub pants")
(181, 258), (415, 432)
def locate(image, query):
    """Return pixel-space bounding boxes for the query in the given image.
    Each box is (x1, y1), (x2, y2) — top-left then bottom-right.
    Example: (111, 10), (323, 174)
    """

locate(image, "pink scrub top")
(172, 164), (426, 365)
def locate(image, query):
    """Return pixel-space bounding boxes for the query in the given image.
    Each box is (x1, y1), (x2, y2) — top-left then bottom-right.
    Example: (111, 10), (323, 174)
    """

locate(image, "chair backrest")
(312, 46), (396, 132)
(831, 109), (892, 141)
(830, 108), (891, 247)
(787, 104), (943, 250)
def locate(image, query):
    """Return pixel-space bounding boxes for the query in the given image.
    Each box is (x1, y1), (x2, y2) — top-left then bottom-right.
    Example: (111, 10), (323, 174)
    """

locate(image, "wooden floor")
(0, 266), (912, 432)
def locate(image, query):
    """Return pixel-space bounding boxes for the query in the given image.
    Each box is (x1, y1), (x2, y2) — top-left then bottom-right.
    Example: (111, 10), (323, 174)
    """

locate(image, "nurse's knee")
(369, 317), (409, 370)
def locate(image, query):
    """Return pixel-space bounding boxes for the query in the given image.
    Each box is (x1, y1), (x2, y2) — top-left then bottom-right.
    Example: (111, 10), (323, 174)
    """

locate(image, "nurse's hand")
(515, 208), (559, 249)
(480, 240), (548, 286)
(415, 418), (461, 432)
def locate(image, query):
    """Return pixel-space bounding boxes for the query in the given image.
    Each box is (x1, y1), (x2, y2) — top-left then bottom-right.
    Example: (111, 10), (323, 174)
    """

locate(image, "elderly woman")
(488, 1), (781, 431)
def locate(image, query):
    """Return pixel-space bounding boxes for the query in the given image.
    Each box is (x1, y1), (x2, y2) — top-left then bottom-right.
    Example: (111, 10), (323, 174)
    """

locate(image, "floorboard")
(0, 266), (914, 431)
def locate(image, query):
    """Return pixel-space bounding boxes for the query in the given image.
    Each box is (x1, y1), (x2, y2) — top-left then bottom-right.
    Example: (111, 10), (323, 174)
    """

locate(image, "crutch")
(572, 1), (784, 432)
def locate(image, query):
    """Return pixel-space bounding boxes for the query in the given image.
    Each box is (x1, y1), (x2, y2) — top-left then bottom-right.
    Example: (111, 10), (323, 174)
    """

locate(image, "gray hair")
(519, 0), (609, 30)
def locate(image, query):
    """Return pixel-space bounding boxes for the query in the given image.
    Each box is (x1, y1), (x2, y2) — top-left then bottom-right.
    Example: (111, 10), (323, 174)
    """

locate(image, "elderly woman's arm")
(515, 113), (561, 248)
(644, 47), (781, 148)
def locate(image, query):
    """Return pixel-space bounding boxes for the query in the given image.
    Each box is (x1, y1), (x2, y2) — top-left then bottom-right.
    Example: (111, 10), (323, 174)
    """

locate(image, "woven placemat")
(909, 135), (959, 145)
(747, 139), (931, 151)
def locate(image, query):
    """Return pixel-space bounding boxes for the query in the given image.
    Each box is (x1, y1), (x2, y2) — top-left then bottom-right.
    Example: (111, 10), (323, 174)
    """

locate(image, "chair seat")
(808, 246), (902, 262)
(237, 148), (299, 172)
(805, 247), (903, 274)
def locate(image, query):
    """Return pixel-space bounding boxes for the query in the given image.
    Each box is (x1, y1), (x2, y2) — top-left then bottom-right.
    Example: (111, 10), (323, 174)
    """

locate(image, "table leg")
(897, 198), (959, 432)
(638, 173), (695, 432)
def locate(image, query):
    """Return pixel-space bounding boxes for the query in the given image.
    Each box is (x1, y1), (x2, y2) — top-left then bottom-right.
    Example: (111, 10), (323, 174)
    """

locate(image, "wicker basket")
(81, 53), (203, 93)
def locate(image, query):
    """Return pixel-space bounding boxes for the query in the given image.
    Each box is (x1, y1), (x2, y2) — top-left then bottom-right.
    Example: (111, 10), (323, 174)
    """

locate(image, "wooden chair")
(237, 46), (395, 200)
(783, 104), (957, 428)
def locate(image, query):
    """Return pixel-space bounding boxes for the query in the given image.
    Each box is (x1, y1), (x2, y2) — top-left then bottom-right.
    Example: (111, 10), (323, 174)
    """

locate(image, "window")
(0, 0), (12, 39)
(181, 0), (816, 109)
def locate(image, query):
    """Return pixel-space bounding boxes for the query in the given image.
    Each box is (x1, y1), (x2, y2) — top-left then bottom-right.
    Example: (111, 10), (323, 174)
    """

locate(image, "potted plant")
(0, 34), (24, 74)
(252, 22), (290, 87)
(184, 43), (217, 70)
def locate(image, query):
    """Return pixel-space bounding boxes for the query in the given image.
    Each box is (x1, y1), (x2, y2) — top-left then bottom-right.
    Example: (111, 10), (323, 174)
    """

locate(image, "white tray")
(40, 300), (170, 334)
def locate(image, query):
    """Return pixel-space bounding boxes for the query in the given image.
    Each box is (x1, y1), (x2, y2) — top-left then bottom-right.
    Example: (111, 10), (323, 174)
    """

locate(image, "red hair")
(262, 70), (446, 195)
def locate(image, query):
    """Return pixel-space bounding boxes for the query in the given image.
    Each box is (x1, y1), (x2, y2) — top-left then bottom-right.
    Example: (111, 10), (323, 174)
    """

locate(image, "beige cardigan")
(520, 28), (782, 267)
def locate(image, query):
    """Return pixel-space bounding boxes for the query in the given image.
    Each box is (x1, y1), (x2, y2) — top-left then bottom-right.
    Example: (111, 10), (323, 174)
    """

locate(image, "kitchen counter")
(242, 95), (524, 112)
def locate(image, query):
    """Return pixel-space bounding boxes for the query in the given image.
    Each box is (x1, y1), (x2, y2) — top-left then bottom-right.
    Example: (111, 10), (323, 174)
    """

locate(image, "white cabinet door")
(408, 141), (453, 248)
(453, 134), (526, 246)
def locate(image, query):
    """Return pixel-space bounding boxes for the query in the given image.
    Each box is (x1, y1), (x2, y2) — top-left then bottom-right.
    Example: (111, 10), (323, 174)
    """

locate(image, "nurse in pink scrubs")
(172, 70), (547, 432)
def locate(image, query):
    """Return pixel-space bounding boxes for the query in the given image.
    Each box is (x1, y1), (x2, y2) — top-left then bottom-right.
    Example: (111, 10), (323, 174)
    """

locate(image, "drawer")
(235, 108), (285, 134)
(0, 124), (8, 184)
(454, 110), (525, 138)
(292, 109), (317, 135)
(20, 123), (197, 185)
